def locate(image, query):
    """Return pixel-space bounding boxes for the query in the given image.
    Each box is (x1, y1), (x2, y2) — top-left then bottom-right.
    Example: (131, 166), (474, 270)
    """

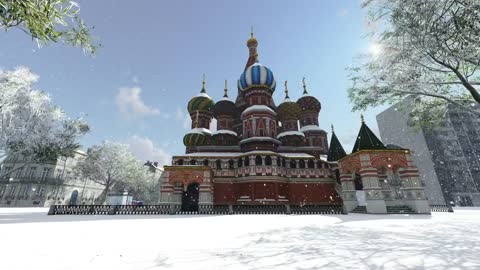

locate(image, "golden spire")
(284, 80), (289, 99)
(302, 77), (308, 95)
(201, 73), (206, 93)
(223, 80), (228, 98)
(361, 114), (365, 123)
(251, 25), (254, 38)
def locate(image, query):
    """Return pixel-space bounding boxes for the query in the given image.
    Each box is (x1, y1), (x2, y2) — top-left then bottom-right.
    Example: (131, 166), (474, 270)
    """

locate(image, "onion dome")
(297, 77), (321, 113)
(276, 81), (301, 120)
(238, 63), (276, 92)
(214, 80), (237, 117)
(187, 74), (215, 114)
(183, 128), (211, 147)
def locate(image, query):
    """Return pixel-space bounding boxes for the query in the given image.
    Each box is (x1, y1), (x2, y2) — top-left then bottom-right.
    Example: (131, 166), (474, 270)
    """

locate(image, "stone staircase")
(387, 205), (415, 214)
(351, 206), (367, 214)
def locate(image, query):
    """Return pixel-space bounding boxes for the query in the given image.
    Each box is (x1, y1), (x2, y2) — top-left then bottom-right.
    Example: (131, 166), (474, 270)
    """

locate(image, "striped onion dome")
(238, 63), (276, 92)
(187, 93), (215, 114)
(183, 128), (211, 147)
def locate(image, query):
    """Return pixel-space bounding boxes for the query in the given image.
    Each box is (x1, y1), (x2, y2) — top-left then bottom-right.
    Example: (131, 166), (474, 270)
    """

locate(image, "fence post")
(285, 205), (291, 215)
(228, 205), (233, 215)
(47, 205), (56, 215)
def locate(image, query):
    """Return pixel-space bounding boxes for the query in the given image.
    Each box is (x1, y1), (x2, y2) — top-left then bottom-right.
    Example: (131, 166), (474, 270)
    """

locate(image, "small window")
(216, 160), (222, 169)
(190, 159), (197, 165)
(307, 160), (314, 168)
(177, 159), (184, 165)
(255, 156), (262, 166)
(244, 157), (250, 166)
(228, 160), (234, 169)
(238, 158), (243, 168)
(299, 160), (306, 169)
(203, 159), (209, 166)
(290, 160), (297, 168)
(265, 156), (272, 166)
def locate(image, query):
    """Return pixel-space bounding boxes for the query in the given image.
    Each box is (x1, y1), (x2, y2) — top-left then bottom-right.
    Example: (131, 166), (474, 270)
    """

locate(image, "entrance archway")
(69, 190), (78, 205)
(181, 183), (199, 212)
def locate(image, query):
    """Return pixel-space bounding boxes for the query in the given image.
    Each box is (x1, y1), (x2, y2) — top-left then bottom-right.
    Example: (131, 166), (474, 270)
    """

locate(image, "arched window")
(290, 160), (297, 168)
(228, 160), (234, 169)
(203, 159), (209, 166)
(244, 157), (250, 166)
(216, 160), (222, 169)
(238, 158), (243, 168)
(277, 157), (281, 167)
(177, 159), (184, 165)
(299, 160), (306, 169)
(317, 160), (322, 168)
(255, 156), (262, 166)
(282, 158), (286, 167)
(354, 173), (363, 190)
(190, 159), (197, 165)
(265, 156), (272, 166)
(307, 160), (314, 168)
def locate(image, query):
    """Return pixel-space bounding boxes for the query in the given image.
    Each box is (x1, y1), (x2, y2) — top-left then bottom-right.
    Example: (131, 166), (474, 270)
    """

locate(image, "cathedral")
(158, 32), (431, 214)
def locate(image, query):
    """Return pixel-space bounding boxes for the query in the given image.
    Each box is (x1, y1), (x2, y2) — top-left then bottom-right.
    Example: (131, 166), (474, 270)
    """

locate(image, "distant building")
(377, 101), (480, 206)
(0, 150), (104, 207)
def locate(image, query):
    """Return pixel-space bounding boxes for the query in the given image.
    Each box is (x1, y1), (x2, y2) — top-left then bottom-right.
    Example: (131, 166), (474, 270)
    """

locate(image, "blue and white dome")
(238, 63), (276, 91)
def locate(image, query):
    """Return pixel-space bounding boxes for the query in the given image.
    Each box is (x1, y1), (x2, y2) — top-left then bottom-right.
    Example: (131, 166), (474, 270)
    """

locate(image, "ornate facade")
(158, 32), (430, 214)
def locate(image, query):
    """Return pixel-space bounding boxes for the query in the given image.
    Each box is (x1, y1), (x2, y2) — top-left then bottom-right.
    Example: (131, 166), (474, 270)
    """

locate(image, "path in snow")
(0, 208), (479, 270)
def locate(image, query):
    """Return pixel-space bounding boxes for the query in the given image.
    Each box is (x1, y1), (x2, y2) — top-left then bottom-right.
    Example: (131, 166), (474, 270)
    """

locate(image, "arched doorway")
(69, 190), (78, 205)
(181, 183), (199, 212)
(353, 172), (366, 206)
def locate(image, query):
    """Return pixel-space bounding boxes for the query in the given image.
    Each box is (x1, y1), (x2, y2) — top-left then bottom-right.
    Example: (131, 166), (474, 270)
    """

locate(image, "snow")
(212, 129), (237, 136)
(196, 92), (212, 98)
(1, 207), (480, 270)
(300, 125), (324, 132)
(241, 105), (276, 116)
(186, 128), (212, 135)
(277, 130), (305, 139)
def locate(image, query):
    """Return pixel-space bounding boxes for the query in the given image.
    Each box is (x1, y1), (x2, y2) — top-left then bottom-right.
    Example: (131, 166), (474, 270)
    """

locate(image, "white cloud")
(115, 87), (160, 119)
(175, 107), (191, 130)
(338, 9), (349, 17)
(126, 135), (171, 168)
(210, 118), (217, 132)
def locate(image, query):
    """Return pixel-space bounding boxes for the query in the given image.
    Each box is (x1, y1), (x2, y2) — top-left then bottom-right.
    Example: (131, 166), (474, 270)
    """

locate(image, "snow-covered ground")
(1, 208), (479, 270)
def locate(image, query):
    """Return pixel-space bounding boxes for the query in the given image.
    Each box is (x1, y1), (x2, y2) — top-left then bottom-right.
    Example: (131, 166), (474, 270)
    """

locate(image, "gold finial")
(361, 114), (365, 123)
(302, 77), (308, 95)
(251, 26), (254, 38)
(284, 80), (289, 99)
(201, 73), (206, 93)
(223, 80), (228, 97)
(331, 124), (335, 132)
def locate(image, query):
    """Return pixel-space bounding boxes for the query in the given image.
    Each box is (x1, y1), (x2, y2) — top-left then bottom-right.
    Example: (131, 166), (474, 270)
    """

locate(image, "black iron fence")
(429, 204), (454, 212)
(48, 204), (345, 215)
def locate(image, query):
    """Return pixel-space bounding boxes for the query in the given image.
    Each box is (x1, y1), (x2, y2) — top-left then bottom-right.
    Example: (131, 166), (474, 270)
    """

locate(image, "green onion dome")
(187, 92), (215, 114)
(183, 128), (212, 147)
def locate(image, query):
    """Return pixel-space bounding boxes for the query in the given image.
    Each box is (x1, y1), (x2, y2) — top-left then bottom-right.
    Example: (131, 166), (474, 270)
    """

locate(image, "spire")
(327, 125), (347, 161)
(245, 27), (259, 70)
(302, 77), (308, 95)
(200, 73), (206, 93)
(284, 80), (290, 99)
(223, 80), (228, 98)
(351, 116), (386, 153)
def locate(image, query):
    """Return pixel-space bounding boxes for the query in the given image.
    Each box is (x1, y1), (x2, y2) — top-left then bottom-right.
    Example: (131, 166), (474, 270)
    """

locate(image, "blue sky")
(0, 0), (386, 166)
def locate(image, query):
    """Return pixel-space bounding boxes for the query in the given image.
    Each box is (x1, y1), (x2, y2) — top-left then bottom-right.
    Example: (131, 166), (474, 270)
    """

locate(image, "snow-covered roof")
(220, 97), (232, 102)
(239, 137), (281, 144)
(196, 93), (212, 99)
(186, 128), (211, 135)
(279, 97), (292, 104)
(175, 150), (315, 159)
(279, 152), (314, 158)
(212, 129), (237, 136)
(300, 125), (324, 132)
(277, 130), (305, 139)
(241, 105), (276, 116)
